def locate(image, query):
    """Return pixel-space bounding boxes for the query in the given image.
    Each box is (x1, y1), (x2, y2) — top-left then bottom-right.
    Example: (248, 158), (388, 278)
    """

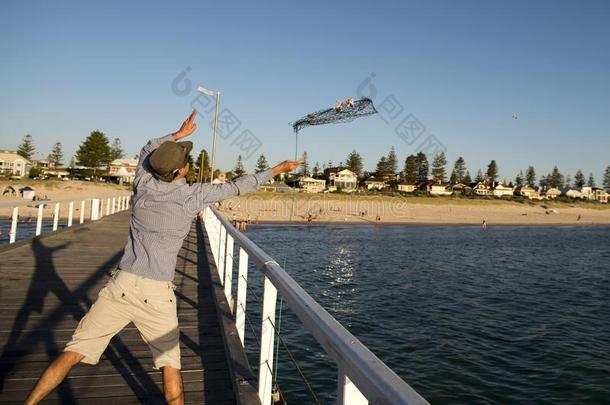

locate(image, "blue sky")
(1, 0), (609, 182)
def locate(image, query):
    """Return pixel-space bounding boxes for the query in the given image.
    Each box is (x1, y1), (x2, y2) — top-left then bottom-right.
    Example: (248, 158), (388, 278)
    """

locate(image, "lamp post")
(197, 85), (220, 183)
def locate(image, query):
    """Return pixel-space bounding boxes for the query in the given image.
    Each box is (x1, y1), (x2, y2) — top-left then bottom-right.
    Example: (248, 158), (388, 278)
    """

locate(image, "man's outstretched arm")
(185, 160), (303, 213)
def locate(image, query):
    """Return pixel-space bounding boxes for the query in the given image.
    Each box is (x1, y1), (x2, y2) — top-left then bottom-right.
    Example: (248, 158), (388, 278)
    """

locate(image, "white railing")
(3, 195), (131, 244)
(203, 206), (429, 405)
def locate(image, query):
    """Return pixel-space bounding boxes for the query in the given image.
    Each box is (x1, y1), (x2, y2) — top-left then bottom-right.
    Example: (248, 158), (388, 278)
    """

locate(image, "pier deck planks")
(0, 211), (237, 404)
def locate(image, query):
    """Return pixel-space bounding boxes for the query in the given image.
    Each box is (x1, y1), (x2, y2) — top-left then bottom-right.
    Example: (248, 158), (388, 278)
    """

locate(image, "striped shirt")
(119, 134), (272, 281)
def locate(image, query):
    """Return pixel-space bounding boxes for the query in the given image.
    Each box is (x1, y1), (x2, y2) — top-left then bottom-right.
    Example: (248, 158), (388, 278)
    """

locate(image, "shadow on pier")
(0, 211), (237, 404)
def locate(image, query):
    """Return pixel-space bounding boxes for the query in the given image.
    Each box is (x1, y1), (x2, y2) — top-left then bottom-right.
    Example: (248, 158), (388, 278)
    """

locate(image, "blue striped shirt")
(119, 134), (272, 281)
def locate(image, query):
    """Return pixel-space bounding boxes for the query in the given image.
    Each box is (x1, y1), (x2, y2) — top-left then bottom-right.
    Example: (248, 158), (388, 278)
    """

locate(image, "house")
(473, 181), (493, 196)
(594, 188), (609, 203)
(107, 159), (138, 184)
(0, 150), (30, 178)
(398, 183), (417, 193)
(364, 177), (387, 190)
(327, 168), (358, 192)
(451, 183), (467, 194)
(260, 181), (295, 193)
(580, 187), (594, 200)
(492, 183), (514, 197)
(516, 185), (542, 199)
(299, 176), (326, 193)
(428, 183), (453, 196)
(565, 189), (582, 198)
(545, 187), (562, 199)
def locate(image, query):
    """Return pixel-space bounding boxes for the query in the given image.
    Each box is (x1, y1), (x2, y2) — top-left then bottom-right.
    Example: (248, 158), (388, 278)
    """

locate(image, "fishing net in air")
(291, 97), (377, 133)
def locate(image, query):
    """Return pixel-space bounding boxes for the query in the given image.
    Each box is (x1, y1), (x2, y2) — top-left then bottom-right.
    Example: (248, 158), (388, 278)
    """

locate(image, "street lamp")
(196, 85), (220, 183)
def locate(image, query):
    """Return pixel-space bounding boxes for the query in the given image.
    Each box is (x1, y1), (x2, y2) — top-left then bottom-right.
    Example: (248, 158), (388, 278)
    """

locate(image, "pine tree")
(574, 169), (586, 188)
(197, 149), (211, 182)
(564, 175), (572, 190)
(450, 157), (467, 183)
(486, 160), (498, 182)
(312, 162), (321, 177)
(587, 173), (596, 187)
(17, 134), (35, 160)
(386, 146), (398, 175)
(345, 150), (363, 177)
(376, 156), (388, 177)
(549, 166), (564, 189)
(416, 152), (428, 182)
(539, 175), (548, 190)
(76, 130), (112, 174)
(299, 151), (310, 176)
(515, 171), (524, 187)
(463, 170), (472, 184)
(431, 152), (447, 183)
(109, 138), (124, 161)
(526, 166), (536, 187)
(475, 169), (485, 183)
(403, 155), (418, 183)
(48, 142), (64, 167)
(603, 166), (610, 191)
(255, 154), (270, 174)
(234, 155), (246, 177)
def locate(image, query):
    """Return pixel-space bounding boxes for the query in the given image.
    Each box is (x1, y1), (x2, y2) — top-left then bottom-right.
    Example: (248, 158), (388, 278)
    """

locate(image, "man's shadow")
(0, 237), (163, 401)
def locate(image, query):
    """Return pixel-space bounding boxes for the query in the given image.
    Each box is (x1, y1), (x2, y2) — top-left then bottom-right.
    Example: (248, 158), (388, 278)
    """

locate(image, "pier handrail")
(3, 195), (131, 244)
(204, 206), (429, 405)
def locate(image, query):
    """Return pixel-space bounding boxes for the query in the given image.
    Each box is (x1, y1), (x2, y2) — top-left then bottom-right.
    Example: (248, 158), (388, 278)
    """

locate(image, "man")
(24, 110), (302, 405)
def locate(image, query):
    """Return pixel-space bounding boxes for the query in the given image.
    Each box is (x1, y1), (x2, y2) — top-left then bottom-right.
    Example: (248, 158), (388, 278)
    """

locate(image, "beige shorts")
(65, 270), (180, 369)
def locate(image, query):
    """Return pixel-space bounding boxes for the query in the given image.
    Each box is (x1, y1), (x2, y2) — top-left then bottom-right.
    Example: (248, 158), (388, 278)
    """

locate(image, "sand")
(0, 180), (131, 219)
(217, 192), (610, 226)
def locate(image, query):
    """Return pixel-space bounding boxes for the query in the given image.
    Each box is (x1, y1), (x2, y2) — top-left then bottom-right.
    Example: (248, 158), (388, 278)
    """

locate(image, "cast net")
(291, 97), (377, 133)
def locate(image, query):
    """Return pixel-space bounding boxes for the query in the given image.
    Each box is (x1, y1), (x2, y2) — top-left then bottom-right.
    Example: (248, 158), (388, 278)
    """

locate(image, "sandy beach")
(217, 192), (610, 226)
(0, 180), (131, 219)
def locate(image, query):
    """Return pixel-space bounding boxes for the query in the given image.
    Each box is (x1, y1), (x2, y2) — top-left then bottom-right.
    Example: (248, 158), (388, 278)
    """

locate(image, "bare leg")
(24, 351), (85, 405)
(162, 366), (184, 405)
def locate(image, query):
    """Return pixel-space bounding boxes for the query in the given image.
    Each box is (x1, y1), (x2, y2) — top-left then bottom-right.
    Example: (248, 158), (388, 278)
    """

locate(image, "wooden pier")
(0, 211), (251, 404)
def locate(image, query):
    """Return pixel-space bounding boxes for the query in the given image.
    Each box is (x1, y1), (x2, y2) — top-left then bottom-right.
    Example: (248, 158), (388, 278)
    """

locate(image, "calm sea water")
(242, 224), (610, 404)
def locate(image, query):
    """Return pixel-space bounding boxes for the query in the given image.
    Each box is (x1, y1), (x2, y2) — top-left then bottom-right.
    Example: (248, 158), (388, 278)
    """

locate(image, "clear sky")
(1, 0), (609, 182)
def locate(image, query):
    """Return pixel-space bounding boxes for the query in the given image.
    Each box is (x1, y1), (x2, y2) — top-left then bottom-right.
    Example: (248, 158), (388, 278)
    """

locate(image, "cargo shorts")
(65, 270), (181, 369)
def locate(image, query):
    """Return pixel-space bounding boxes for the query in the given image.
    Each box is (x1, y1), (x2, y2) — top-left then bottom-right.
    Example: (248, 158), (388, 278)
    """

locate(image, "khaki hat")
(148, 141), (193, 182)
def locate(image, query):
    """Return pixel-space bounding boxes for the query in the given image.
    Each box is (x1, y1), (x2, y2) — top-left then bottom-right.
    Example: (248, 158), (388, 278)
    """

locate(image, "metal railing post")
(53, 203), (60, 231)
(337, 368), (368, 405)
(91, 199), (100, 220)
(236, 247), (249, 345)
(258, 276), (278, 405)
(218, 226), (226, 285)
(106, 198), (110, 216)
(80, 200), (85, 224)
(9, 207), (18, 244)
(111, 197), (116, 214)
(224, 234), (234, 312)
(68, 201), (74, 227)
(35, 204), (44, 236)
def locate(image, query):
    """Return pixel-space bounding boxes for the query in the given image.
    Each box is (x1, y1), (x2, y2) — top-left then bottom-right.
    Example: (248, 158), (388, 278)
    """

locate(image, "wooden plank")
(0, 213), (238, 404)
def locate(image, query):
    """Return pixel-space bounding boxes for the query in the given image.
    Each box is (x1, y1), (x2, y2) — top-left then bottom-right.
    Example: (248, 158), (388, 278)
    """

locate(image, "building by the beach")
(298, 176), (326, 193)
(0, 151), (30, 178)
(107, 159), (138, 184)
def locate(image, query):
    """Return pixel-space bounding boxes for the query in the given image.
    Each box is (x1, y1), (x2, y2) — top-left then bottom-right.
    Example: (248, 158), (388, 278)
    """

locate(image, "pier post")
(236, 247), (249, 345)
(224, 234), (234, 311)
(53, 203), (60, 231)
(9, 207), (18, 244)
(258, 277), (278, 405)
(80, 200), (85, 224)
(68, 202), (74, 227)
(35, 204), (44, 236)
(91, 199), (100, 220)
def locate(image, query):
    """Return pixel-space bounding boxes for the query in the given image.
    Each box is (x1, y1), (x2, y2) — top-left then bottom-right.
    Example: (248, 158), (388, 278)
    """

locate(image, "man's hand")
(271, 160), (304, 176)
(172, 109), (198, 140)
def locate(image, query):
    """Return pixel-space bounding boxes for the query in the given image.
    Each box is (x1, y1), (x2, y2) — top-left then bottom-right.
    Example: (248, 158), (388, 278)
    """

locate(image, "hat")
(148, 141), (193, 182)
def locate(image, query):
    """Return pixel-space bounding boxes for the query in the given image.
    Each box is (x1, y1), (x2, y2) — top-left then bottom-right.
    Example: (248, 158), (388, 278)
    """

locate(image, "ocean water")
(242, 224), (610, 404)
(0, 219), (68, 245)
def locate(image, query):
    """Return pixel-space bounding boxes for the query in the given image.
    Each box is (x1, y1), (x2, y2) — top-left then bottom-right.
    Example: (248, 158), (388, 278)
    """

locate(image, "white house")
(108, 159), (138, 184)
(565, 189), (582, 198)
(545, 187), (562, 199)
(473, 181), (493, 196)
(493, 183), (514, 197)
(364, 177), (387, 190)
(594, 189), (609, 203)
(429, 184), (453, 196)
(0, 151), (30, 178)
(329, 169), (358, 192)
(517, 185), (543, 200)
(299, 176), (326, 193)
(398, 183), (417, 193)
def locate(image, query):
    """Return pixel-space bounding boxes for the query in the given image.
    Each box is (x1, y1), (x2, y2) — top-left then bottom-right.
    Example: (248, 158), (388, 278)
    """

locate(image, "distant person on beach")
(24, 109), (303, 405)
(482, 219), (487, 229)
